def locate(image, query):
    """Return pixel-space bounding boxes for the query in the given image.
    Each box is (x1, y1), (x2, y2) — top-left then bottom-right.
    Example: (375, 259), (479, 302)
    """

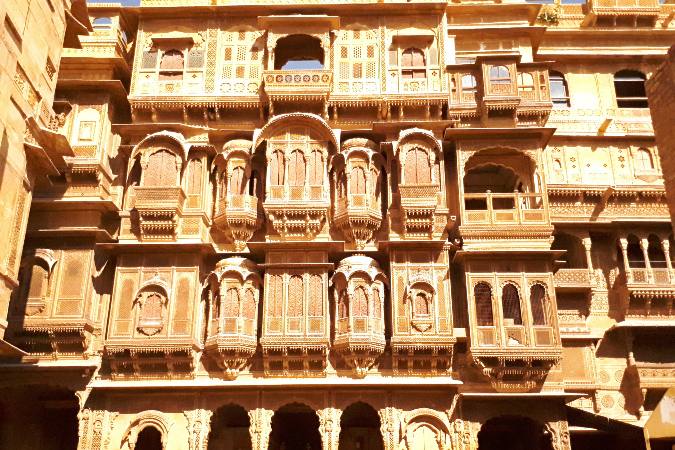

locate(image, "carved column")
(378, 407), (400, 450)
(318, 407), (342, 450)
(248, 408), (274, 450)
(582, 236), (594, 272)
(546, 420), (571, 450)
(619, 238), (631, 283)
(78, 409), (118, 450)
(185, 409), (213, 450)
(639, 237), (654, 283)
(661, 238), (674, 282)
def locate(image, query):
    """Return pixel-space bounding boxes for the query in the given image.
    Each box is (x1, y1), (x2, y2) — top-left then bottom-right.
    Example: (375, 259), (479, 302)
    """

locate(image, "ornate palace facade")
(0, 1), (674, 450)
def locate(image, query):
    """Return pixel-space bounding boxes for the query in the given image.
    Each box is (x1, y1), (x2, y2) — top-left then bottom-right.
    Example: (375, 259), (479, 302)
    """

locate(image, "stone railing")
(462, 192), (548, 226)
(134, 187), (186, 212)
(263, 70), (332, 98)
(554, 268), (594, 289)
(589, 0), (660, 13)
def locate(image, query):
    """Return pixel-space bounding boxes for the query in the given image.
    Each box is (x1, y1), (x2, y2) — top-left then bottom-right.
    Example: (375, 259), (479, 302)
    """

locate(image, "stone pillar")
(639, 237), (653, 283)
(378, 407), (400, 450)
(582, 236), (594, 271)
(546, 420), (571, 450)
(661, 238), (674, 282)
(248, 408), (273, 450)
(619, 238), (631, 283)
(77, 409), (118, 450)
(318, 407), (342, 450)
(184, 409), (213, 450)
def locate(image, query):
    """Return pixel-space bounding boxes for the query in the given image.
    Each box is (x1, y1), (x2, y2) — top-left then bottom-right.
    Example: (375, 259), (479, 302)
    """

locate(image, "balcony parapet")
(213, 195), (262, 250)
(546, 108), (653, 136)
(133, 187), (186, 240)
(397, 183), (451, 239)
(333, 195), (382, 250)
(554, 268), (595, 291)
(587, 0), (660, 24)
(104, 340), (198, 379)
(263, 70), (332, 101)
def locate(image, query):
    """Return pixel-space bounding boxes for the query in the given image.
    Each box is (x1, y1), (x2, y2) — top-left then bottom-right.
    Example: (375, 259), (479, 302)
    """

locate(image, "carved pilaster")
(378, 407), (400, 450)
(546, 420), (571, 450)
(318, 407), (342, 450)
(78, 409), (118, 450)
(248, 408), (274, 450)
(185, 409), (213, 450)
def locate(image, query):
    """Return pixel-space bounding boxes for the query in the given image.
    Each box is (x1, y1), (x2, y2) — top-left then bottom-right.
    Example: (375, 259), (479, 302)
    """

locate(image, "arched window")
(270, 150), (285, 186)
(350, 167), (367, 195)
(144, 150), (178, 187)
(308, 150), (323, 186)
(186, 158), (203, 207)
(501, 284), (522, 326)
(634, 147), (654, 171)
(403, 148), (432, 184)
(229, 166), (246, 195)
(338, 292), (349, 320)
(626, 235), (645, 268)
(517, 72), (535, 92)
(489, 65), (511, 84)
(352, 286), (368, 317)
(614, 70), (648, 108)
(529, 284), (548, 326)
(550, 71), (570, 107)
(287, 276), (304, 318)
(135, 426), (163, 450)
(92, 17), (113, 27)
(288, 150), (306, 187)
(224, 288), (239, 319)
(137, 289), (166, 335)
(414, 292), (430, 316)
(648, 235), (667, 268)
(159, 49), (184, 80)
(401, 48), (426, 79)
(474, 282), (494, 326)
(274, 35), (324, 70)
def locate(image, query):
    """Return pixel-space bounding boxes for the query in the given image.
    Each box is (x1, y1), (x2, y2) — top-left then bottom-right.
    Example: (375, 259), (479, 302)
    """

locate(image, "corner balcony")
(213, 194), (262, 251)
(203, 321), (257, 380)
(460, 192), (553, 248)
(133, 187), (186, 240)
(333, 195), (382, 250)
(398, 184), (445, 238)
(334, 315), (386, 378)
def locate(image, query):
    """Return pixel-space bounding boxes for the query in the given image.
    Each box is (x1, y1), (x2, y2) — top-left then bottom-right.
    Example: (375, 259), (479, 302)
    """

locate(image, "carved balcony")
(448, 68), (479, 120)
(516, 66), (552, 125)
(133, 187), (186, 239)
(333, 195), (382, 250)
(203, 257), (261, 379)
(398, 184), (444, 238)
(213, 194), (263, 251)
(460, 192), (553, 248)
(331, 255), (387, 377)
(623, 268), (675, 321)
(263, 70), (332, 114)
(263, 186), (330, 241)
(586, 0), (660, 25)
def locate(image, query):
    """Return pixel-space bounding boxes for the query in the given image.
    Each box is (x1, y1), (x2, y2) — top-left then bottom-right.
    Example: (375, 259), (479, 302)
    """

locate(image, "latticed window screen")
(501, 284), (523, 325)
(144, 150), (177, 187)
(221, 30), (262, 94)
(404, 148), (432, 184)
(336, 29), (378, 94)
(529, 284), (548, 326)
(474, 282), (494, 326)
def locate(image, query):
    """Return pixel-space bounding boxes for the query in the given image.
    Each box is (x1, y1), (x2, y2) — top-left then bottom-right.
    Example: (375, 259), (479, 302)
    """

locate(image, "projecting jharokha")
(0, 0), (674, 449)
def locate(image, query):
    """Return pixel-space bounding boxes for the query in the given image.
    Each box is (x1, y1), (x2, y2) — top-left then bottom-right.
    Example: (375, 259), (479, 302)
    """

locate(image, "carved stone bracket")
(248, 408), (274, 450)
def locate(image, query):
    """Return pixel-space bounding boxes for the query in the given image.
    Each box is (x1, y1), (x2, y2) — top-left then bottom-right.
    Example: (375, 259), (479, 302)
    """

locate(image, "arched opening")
(464, 164), (520, 210)
(614, 70), (648, 108)
(474, 282), (494, 327)
(275, 35), (324, 70)
(501, 284), (523, 326)
(551, 233), (588, 268)
(634, 147), (654, 171)
(143, 150), (179, 187)
(489, 65), (511, 85)
(339, 402), (383, 450)
(403, 147), (432, 185)
(208, 404), (251, 450)
(647, 235), (667, 268)
(549, 71), (570, 107)
(461, 74), (477, 99)
(92, 17), (113, 27)
(477, 415), (552, 450)
(269, 403), (321, 450)
(517, 72), (535, 94)
(159, 49), (184, 80)
(626, 235), (645, 268)
(136, 426), (163, 450)
(529, 284), (549, 326)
